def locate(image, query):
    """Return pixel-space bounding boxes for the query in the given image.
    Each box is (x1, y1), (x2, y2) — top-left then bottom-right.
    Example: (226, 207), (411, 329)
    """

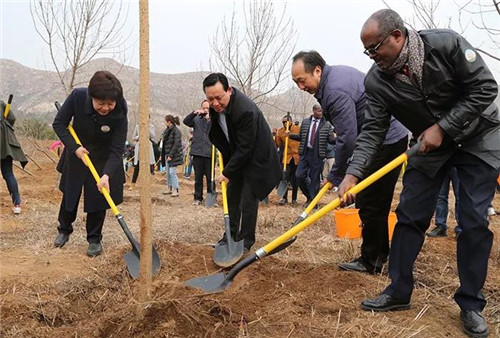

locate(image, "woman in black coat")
(52, 71), (127, 257)
(161, 115), (183, 196)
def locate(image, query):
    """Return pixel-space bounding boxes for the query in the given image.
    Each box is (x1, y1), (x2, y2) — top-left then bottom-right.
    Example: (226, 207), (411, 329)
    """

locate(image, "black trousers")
(283, 161), (298, 201)
(131, 163), (154, 183)
(356, 136), (408, 269)
(225, 177), (259, 249)
(383, 151), (497, 311)
(296, 146), (323, 201)
(57, 197), (106, 243)
(192, 155), (213, 201)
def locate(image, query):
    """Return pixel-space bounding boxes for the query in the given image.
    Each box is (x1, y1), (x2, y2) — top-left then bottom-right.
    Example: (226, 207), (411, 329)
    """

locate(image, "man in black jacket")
(203, 73), (281, 252)
(289, 104), (335, 205)
(183, 100), (213, 205)
(338, 9), (499, 337)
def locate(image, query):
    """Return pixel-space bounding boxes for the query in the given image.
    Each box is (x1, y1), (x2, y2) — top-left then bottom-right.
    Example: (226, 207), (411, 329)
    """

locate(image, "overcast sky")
(1, 0), (499, 86)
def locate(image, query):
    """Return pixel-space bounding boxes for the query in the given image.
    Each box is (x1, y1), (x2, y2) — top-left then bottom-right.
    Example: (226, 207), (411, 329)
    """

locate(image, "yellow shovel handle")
(218, 152), (229, 215)
(262, 150), (411, 254)
(68, 125), (120, 216)
(282, 120), (290, 171)
(3, 95), (13, 119)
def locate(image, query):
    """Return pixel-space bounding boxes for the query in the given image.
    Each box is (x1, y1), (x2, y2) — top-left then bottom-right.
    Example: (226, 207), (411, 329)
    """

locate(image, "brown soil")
(1, 139), (500, 337)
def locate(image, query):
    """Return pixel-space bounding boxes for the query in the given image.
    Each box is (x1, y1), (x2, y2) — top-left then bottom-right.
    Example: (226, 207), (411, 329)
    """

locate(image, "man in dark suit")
(203, 73), (281, 252)
(289, 104), (335, 205)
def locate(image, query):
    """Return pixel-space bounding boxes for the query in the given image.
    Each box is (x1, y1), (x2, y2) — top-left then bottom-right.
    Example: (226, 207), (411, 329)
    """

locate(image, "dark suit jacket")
(53, 88), (128, 213)
(209, 87), (281, 200)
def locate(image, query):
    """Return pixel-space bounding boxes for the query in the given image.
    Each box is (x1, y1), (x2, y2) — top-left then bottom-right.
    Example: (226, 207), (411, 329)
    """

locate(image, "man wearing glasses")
(338, 9), (499, 337)
(291, 50), (409, 273)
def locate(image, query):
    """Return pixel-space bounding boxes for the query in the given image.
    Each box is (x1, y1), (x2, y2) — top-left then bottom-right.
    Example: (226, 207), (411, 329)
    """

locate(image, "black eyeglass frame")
(363, 30), (395, 56)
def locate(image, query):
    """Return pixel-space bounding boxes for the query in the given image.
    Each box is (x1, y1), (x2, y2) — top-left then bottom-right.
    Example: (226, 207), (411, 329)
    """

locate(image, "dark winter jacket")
(209, 87), (281, 200)
(314, 64), (408, 185)
(0, 101), (28, 167)
(347, 29), (500, 179)
(161, 125), (183, 167)
(53, 88), (128, 213)
(183, 112), (212, 158)
(290, 116), (335, 159)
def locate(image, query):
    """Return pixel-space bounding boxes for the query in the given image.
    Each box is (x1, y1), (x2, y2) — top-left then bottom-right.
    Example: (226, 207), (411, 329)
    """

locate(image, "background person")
(161, 115), (183, 197)
(0, 99), (28, 215)
(183, 100), (214, 205)
(274, 113), (300, 205)
(129, 122), (155, 190)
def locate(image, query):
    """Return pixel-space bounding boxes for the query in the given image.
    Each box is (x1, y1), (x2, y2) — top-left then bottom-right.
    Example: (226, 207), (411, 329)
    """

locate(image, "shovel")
(205, 145), (218, 207)
(184, 142), (419, 293)
(268, 182), (332, 255)
(55, 102), (161, 279)
(277, 112), (291, 198)
(213, 152), (245, 267)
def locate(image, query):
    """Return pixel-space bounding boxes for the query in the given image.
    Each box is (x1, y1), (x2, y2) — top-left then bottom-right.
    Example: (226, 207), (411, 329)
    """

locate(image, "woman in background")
(161, 115), (183, 197)
(0, 99), (28, 214)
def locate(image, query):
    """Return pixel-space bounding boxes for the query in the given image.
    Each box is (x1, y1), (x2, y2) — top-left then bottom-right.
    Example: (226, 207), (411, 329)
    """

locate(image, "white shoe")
(13, 205), (21, 215)
(487, 207), (496, 217)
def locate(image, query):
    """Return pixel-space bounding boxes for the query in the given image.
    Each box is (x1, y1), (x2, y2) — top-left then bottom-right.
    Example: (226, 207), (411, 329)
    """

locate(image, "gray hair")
(368, 9), (406, 38)
(312, 104), (322, 112)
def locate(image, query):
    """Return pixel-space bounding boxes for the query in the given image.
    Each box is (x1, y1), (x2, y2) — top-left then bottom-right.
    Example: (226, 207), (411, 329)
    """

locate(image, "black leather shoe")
(54, 233), (70, 248)
(339, 257), (381, 274)
(278, 198), (288, 205)
(461, 310), (489, 337)
(87, 242), (102, 257)
(426, 226), (447, 237)
(361, 294), (410, 312)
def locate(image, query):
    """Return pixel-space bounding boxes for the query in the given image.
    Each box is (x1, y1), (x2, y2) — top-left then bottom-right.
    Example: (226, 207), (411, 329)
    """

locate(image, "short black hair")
(368, 9), (406, 38)
(203, 73), (229, 92)
(88, 71), (123, 101)
(292, 50), (326, 74)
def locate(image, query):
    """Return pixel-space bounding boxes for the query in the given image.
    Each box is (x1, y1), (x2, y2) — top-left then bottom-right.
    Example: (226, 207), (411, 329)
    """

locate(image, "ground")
(1, 140), (500, 337)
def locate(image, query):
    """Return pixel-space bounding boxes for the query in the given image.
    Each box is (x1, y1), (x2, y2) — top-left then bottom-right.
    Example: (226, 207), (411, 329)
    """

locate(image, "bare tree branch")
(30, 0), (131, 94)
(209, 0), (298, 103)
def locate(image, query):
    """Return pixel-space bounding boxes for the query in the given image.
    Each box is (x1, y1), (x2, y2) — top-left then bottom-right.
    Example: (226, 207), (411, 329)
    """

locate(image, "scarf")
(379, 29), (425, 90)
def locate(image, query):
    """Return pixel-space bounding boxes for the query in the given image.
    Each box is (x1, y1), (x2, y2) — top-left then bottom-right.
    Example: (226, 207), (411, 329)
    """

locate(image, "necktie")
(310, 119), (317, 147)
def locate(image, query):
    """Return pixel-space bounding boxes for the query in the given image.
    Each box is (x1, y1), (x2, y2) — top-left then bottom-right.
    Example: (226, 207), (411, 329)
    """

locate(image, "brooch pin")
(101, 125), (111, 133)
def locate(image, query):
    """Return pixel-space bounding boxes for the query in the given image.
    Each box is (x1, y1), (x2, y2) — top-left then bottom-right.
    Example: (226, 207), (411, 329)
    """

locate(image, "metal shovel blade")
(214, 217), (244, 267)
(184, 271), (232, 294)
(213, 237), (244, 267)
(205, 191), (218, 207)
(123, 245), (162, 279)
(277, 177), (288, 198)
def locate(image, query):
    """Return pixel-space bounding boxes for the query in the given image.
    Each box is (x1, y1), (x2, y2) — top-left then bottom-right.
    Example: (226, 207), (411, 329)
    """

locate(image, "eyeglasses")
(363, 30), (394, 56)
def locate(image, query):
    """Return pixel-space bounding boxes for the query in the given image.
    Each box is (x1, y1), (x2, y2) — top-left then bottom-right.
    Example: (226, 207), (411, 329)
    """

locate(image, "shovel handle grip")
(3, 94), (13, 118)
(67, 125), (120, 216)
(218, 152), (229, 214)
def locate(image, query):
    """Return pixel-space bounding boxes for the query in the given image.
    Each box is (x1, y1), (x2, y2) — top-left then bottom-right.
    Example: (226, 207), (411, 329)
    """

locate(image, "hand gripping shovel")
(184, 142), (419, 293)
(277, 112), (291, 197)
(55, 102), (161, 279)
(213, 152), (245, 267)
(205, 145), (218, 207)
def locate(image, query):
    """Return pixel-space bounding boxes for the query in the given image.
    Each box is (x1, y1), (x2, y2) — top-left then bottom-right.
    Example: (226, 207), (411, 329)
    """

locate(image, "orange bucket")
(388, 211), (397, 240)
(334, 209), (398, 240)
(334, 209), (362, 239)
